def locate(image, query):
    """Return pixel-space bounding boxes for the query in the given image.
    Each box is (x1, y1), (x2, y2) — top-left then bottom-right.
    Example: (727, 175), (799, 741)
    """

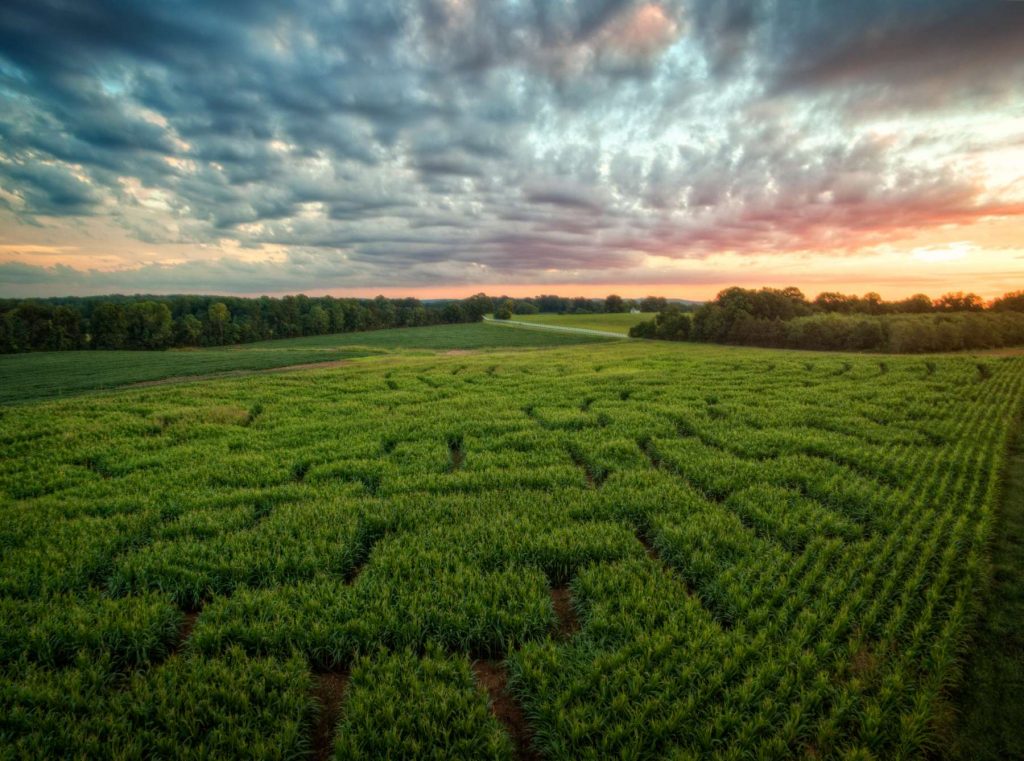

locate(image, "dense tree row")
(0, 290), (690, 353)
(631, 287), (1024, 352)
(495, 294), (680, 317)
(0, 293), (494, 354)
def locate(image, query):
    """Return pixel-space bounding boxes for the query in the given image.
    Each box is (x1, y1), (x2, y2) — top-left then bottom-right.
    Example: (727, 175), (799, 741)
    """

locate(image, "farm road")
(482, 316), (632, 339)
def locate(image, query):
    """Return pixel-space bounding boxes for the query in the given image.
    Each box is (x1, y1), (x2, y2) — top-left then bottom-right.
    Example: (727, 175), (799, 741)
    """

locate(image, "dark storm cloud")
(687, 0), (758, 75)
(0, 0), (1021, 294)
(0, 160), (102, 215)
(751, 1), (1024, 107)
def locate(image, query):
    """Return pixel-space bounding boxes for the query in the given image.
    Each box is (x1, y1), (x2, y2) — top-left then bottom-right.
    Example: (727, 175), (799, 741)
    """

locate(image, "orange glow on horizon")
(282, 277), (1022, 304)
(1, 206), (1021, 301)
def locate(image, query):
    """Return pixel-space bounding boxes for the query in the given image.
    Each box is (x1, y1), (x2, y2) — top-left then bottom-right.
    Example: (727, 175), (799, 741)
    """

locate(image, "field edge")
(946, 398), (1024, 760)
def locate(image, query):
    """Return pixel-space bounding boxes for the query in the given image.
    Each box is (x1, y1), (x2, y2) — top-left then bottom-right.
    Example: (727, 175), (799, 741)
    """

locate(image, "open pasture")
(0, 340), (1020, 759)
(0, 323), (613, 405)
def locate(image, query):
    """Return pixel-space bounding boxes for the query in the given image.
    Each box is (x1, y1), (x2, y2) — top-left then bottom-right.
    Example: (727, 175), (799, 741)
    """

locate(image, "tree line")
(492, 294), (681, 319)
(0, 293), (494, 353)
(0, 291), (687, 353)
(630, 288), (1024, 352)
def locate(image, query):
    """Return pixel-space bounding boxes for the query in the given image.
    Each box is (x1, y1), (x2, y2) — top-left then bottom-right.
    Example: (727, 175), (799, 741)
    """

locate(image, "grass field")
(0, 323), (612, 404)
(1, 338), (1020, 758)
(507, 312), (656, 334)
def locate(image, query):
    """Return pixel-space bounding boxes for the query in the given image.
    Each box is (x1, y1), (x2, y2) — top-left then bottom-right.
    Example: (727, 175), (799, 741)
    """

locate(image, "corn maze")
(0, 340), (1021, 759)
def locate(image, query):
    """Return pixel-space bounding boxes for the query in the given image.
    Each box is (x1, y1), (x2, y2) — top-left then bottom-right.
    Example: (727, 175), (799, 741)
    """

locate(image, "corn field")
(0, 339), (1020, 759)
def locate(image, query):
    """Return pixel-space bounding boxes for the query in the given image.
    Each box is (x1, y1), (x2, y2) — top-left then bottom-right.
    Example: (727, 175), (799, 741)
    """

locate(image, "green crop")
(0, 322), (613, 404)
(334, 648), (514, 760)
(0, 336), (1020, 758)
(1, 649), (314, 758)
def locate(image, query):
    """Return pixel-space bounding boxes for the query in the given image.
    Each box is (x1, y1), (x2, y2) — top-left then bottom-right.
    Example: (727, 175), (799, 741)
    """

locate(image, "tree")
(629, 306), (691, 340)
(604, 294), (625, 313)
(934, 292), (984, 312)
(653, 308), (691, 340)
(441, 302), (465, 323)
(369, 295), (396, 329)
(895, 294), (933, 314)
(814, 292), (858, 313)
(305, 305), (330, 335)
(461, 293), (493, 322)
(570, 297), (592, 313)
(176, 314), (203, 346)
(51, 306), (84, 350)
(494, 300), (514, 320)
(640, 296), (668, 313)
(207, 302), (231, 344)
(125, 301), (173, 349)
(537, 294), (568, 313)
(0, 311), (15, 353)
(861, 292), (885, 315)
(991, 291), (1024, 312)
(3, 303), (54, 350)
(91, 302), (128, 349)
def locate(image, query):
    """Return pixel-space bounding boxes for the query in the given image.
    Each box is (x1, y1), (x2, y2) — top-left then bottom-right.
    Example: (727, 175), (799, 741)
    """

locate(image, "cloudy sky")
(0, 0), (1022, 299)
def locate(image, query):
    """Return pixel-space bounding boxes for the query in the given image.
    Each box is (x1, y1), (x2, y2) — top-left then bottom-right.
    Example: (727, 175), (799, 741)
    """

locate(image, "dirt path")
(482, 316), (631, 339)
(472, 660), (539, 761)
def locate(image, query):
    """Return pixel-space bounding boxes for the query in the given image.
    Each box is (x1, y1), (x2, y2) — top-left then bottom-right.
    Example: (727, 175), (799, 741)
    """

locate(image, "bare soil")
(636, 530), (659, 560)
(550, 587), (580, 638)
(472, 660), (539, 761)
(311, 671), (350, 761)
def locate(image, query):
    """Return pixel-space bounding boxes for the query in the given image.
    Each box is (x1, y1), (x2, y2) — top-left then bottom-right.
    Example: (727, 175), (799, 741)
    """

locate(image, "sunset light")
(0, 1), (1020, 300)
(3, 4), (1024, 758)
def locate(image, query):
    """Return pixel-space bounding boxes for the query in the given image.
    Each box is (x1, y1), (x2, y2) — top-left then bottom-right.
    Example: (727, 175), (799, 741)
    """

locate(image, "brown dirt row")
(550, 587), (580, 639)
(311, 671), (350, 761)
(473, 660), (540, 761)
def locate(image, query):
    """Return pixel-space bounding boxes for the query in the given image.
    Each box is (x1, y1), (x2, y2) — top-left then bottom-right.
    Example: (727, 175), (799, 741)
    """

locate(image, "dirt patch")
(311, 671), (349, 761)
(566, 444), (607, 488)
(447, 434), (465, 471)
(849, 643), (880, 683)
(637, 436), (663, 470)
(472, 660), (539, 761)
(550, 587), (580, 638)
(171, 611), (199, 656)
(442, 349), (475, 356)
(126, 359), (355, 389)
(636, 529), (659, 560)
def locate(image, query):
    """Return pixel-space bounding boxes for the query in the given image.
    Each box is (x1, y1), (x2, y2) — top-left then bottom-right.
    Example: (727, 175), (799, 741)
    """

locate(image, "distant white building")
(629, 307), (640, 314)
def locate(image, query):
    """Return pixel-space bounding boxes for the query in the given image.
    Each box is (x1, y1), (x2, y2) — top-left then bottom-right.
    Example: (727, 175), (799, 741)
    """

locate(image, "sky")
(0, 0), (1022, 300)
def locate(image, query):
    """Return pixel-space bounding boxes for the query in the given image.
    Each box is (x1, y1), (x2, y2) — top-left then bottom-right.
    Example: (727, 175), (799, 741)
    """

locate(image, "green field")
(506, 312), (656, 334)
(1, 337), (1020, 758)
(0, 323), (612, 405)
